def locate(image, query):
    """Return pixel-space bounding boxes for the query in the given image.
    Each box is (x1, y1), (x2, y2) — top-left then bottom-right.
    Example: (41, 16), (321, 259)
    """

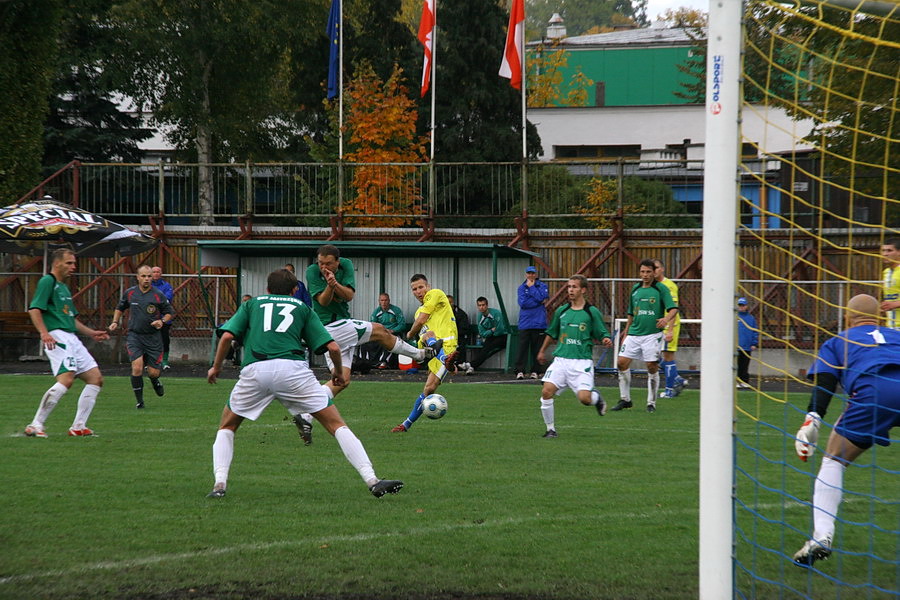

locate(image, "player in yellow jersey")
(391, 273), (459, 433)
(654, 259), (687, 398)
(880, 239), (900, 329)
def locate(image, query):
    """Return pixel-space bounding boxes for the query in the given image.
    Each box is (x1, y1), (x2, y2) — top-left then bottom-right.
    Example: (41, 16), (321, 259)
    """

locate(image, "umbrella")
(0, 197), (158, 258)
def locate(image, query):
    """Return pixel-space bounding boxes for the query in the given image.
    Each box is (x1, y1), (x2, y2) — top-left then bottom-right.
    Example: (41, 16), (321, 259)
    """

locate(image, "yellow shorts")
(422, 336), (458, 377)
(662, 321), (681, 353)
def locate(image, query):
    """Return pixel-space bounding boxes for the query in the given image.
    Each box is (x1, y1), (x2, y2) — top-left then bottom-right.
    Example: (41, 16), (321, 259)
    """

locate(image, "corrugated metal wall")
(236, 254), (529, 325)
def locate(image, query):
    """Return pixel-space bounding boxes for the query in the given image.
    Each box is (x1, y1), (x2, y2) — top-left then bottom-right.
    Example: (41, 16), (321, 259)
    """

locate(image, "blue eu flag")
(326, 0), (340, 99)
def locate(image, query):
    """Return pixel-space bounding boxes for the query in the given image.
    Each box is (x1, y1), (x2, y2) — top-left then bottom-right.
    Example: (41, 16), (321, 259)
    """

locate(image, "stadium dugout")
(197, 240), (539, 372)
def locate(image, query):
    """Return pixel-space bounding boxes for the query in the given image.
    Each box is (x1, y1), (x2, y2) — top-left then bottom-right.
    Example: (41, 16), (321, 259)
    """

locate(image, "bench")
(0, 311), (41, 360)
(0, 311), (35, 335)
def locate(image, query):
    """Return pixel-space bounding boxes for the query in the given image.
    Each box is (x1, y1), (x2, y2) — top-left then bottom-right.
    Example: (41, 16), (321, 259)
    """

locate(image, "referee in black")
(109, 266), (174, 408)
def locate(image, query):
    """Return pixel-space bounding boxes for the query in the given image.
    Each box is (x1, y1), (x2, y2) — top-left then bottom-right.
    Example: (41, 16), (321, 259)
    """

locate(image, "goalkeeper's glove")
(795, 412), (821, 462)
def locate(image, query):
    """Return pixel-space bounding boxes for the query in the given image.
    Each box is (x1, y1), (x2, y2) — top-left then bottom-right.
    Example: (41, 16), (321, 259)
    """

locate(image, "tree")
(527, 41), (594, 108)
(525, 0), (647, 39)
(43, 0), (151, 172)
(0, 0), (63, 200)
(425, 0), (541, 163)
(108, 0), (318, 224)
(579, 176), (699, 229)
(342, 63), (428, 226)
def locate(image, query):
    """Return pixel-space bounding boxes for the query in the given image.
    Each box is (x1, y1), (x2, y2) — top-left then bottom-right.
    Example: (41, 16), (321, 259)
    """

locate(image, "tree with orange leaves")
(341, 63), (428, 227)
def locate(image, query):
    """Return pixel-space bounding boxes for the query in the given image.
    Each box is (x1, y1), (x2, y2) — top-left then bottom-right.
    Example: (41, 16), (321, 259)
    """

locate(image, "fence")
(26, 160), (714, 227)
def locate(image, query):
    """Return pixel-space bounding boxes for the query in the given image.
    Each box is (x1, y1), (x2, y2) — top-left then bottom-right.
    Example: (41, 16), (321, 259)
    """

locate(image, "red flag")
(418, 0), (435, 97)
(499, 0), (524, 89)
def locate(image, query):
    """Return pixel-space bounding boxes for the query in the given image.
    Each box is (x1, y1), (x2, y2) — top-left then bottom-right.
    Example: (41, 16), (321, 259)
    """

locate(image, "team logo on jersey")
(147, 305), (158, 314)
(578, 322), (587, 332)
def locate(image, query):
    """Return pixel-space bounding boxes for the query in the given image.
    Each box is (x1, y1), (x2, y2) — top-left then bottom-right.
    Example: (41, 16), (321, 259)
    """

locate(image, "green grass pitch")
(0, 374), (895, 599)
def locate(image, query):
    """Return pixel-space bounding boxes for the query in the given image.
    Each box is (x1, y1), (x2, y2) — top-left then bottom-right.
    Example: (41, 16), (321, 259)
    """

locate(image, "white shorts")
(619, 333), (663, 363)
(45, 329), (98, 377)
(324, 319), (374, 371)
(228, 359), (328, 420)
(541, 357), (595, 396)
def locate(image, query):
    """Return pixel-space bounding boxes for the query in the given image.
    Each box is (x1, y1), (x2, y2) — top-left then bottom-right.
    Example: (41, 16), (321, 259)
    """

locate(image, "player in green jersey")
(24, 249), (109, 438)
(612, 259), (678, 414)
(305, 244), (355, 325)
(535, 275), (612, 438)
(206, 268), (402, 499)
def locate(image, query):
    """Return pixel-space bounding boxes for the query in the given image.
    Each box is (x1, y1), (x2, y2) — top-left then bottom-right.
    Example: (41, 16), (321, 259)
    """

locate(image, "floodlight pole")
(699, 0), (743, 598)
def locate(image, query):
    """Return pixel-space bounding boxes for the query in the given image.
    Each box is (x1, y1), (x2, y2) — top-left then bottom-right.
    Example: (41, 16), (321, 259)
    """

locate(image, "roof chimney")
(547, 13), (566, 39)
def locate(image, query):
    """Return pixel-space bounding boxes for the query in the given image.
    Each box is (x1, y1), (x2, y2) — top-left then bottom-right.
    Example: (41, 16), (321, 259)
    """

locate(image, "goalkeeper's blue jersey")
(808, 324), (900, 394)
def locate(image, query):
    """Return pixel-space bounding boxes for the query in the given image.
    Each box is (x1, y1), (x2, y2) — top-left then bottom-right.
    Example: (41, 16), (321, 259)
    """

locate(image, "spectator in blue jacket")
(151, 266), (175, 370)
(514, 265), (550, 379)
(283, 263), (313, 306)
(737, 297), (758, 389)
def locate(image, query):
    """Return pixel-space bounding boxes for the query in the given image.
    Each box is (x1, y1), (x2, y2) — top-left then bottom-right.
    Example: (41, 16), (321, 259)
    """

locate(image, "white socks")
(813, 456), (845, 543)
(391, 337), (423, 360)
(647, 372), (659, 406)
(540, 398), (555, 430)
(618, 370), (631, 401)
(212, 429), (235, 487)
(334, 426), (377, 486)
(73, 384), (101, 430)
(32, 382), (68, 428)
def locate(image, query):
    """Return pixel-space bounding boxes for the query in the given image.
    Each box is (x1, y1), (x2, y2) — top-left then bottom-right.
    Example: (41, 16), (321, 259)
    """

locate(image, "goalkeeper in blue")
(535, 275), (612, 438)
(792, 294), (900, 568)
(206, 268), (403, 499)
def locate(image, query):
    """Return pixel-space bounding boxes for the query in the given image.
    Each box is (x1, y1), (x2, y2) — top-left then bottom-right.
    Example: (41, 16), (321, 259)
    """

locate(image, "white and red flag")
(418, 0), (435, 97)
(498, 0), (525, 89)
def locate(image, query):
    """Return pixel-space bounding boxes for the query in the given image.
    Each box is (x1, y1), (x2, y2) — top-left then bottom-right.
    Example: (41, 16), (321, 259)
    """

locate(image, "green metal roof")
(197, 240), (538, 259)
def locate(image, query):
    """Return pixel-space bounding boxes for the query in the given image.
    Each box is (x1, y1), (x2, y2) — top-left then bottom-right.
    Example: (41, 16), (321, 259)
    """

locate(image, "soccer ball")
(421, 393), (448, 419)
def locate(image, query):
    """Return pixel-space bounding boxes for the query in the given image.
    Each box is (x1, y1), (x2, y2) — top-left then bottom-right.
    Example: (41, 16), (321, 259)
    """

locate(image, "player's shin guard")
(73, 384), (100, 430)
(618, 370), (631, 400)
(647, 372), (659, 405)
(334, 426), (377, 485)
(212, 428), (235, 485)
(32, 382), (68, 428)
(813, 456), (845, 543)
(131, 375), (144, 404)
(403, 393), (426, 429)
(540, 398), (555, 430)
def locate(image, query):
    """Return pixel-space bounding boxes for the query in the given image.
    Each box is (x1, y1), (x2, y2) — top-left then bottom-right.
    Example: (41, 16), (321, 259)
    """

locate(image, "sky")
(645, 0), (709, 20)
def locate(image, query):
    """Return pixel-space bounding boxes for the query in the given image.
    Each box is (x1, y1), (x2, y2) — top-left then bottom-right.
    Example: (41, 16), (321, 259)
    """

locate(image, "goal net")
(725, 1), (900, 597)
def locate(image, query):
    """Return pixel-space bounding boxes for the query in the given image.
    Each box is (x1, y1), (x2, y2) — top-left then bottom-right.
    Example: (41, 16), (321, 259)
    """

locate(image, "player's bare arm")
(28, 307), (56, 349)
(109, 309), (124, 331)
(326, 341), (346, 387)
(75, 318), (109, 342)
(536, 331), (555, 364)
(207, 332), (235, 383)
(407, 311), (430, 340)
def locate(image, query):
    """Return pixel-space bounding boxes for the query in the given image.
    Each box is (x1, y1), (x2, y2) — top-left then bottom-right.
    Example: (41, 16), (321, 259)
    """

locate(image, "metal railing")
(24, 159), (710, 227)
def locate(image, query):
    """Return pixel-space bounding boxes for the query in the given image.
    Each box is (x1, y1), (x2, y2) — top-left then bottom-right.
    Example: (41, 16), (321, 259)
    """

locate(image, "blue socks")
(425, 336), (447, 362)
(403, 393), (426, 429)
(661, 360), (679, 389)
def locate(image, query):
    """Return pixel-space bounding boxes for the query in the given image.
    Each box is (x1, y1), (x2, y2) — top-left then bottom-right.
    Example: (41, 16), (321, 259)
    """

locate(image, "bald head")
(847, 294), (879, 324)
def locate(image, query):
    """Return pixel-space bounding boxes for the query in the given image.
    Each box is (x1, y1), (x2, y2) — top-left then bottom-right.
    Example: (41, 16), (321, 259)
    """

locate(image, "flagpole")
(338, 0), (344, 161)
(429, 7), (436, 162)
(519, 6), (527, 216)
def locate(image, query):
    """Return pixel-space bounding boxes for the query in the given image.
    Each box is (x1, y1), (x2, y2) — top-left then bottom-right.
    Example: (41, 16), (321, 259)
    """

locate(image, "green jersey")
(220, 295), (333, 367)
(627, 282), (677, 336)
(306, 257), (356, 324)
(477, 307), (508, 338)
(545, 303), (611, 360)
(29, 274), (77, 333)
(370, 304), (405, 334)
